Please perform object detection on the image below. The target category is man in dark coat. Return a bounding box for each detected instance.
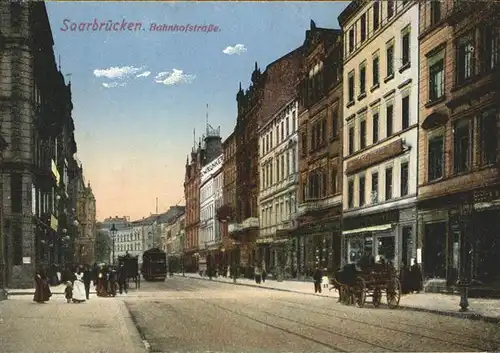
[82,265,92,300]
[313,267,323,293]
[118,263,128,294]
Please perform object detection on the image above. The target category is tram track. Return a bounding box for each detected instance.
[271,297,500,351]
[199,299,396,352]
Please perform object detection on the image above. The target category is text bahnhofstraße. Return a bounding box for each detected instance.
[60,19,221,33]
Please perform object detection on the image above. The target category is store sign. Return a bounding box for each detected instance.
[50,214,58,231]
[200,154,224,182]
[51,159,60,186]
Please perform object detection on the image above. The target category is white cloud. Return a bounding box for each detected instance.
[222,44,247,55]
[102,82,126,88]
[93,66,143,79]
[136,71,151,78]
[154,69,195,85]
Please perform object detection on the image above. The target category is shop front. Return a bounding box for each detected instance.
[294,218,341,279]
[342,207,417,271]
[418,185,500,289]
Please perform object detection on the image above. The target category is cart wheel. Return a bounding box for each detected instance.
[387,277,401,309]
[355,277,366,308]
[372,288,382,308]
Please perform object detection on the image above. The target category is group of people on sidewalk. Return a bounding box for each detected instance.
[33,262,130,304]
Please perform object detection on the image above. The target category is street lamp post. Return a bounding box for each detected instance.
[110,224,117,265]
[458,202,473,312]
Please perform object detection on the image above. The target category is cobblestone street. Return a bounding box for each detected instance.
[124,277,500,353]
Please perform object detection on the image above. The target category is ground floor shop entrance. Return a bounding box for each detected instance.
[342,206,417,271]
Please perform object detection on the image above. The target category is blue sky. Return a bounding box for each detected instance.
[46,1,349,221]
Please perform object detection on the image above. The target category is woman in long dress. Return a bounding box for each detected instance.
[72,267,86,303]
[33,268,51,303]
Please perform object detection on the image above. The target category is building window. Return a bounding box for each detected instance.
[387,0,394,18]
[400,162,409,196]
[484,27,500,71]
[292,148,297,172]
[457,34,475,84]
[331,108,338,137]
[286,117,289,136]
[386,43,394,77]
[348,125,355,155]
[359,174,366,206]
[359,63,366,95]
[373,112,379,143]
[401,27,411,66]
[480,108,498,165]
[11,173,22,213]
[360,13,367,42]
[276,158,280,181]
[430,0,441,25]
[372,55,380,86]
[428,133,444,181]
[301,132,307,156]
[453,119,473,174]
[373,1,380,32]
[348,71,355,103]
[386,104,394,137]
[331,169,338,194]
[349,27,355,53]
[348,179,354,208]
[360,119,367,149]
[281,121,284,141]
[429,54,445,101]
[371,172,378,204]
[281,155,285,179]
[385,167,393,200]
[10,3,22,28]
[402,95,410,130]
[321,171,327,197]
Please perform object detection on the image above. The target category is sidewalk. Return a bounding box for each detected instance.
[6,283,97,296]
[0,294,147,353]
[177,273,500,323]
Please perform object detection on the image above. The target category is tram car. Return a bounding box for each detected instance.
[141,248,167,281]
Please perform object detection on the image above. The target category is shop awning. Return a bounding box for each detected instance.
[342,224,393,235]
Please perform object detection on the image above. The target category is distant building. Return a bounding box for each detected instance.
[199,153,223,272]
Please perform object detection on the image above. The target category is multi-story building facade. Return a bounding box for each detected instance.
[339,0,419,270]
[296,22,344,277]
[114,225,141,261]
[0,2,80,287]
[184,142,202,272]
[258,99,299,274]
[199,153,223,271]
[417,1,500,289]
[184,128,221,272]
[74,181,96,265]
[217,131,237,270]
[229,67,264,277]
[165,213,185,273]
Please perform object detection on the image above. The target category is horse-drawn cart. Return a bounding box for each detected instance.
[118,253,140,289]
[332,263,401,309]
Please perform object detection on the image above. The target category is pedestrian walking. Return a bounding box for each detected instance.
[254,265,262,284]
[313,267,322,293]
[33,268,51,303]
[65,281,73,303]
[118,263,128,294]
[83,265,92,300]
